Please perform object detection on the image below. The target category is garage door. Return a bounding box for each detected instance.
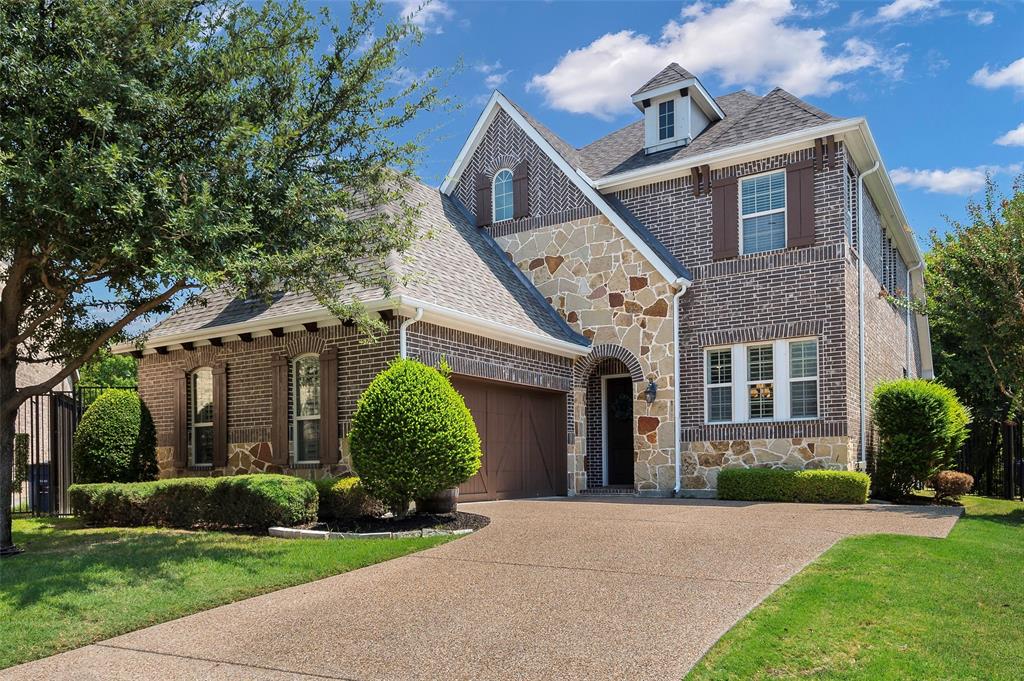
[453,376,568,502]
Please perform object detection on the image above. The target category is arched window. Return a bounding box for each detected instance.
[189,367,214,466]
[492,169,513,222]
[292,354,321,463]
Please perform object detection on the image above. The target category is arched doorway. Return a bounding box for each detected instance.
[584,357,636,489]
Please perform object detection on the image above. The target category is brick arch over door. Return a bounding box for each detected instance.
[286,334,326,358]
[181,346,224,371]
[574,345,645,387]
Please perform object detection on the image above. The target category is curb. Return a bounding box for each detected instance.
[269,526,475,540]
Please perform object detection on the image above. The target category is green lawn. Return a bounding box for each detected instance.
[0,517,450,669]
[688,495,1024,680]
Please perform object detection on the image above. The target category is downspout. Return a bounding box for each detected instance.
[858,162,880,470]
[906,261,924,376]
[398,307,424,359]
[672,281,689,496]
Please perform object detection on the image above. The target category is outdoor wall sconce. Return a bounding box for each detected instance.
[644,380,658,404]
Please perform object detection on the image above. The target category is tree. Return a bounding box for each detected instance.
[0,0,447,554]
[925,175,1024,483]
[78,350,138,387]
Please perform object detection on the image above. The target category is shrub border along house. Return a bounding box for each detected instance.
[717,469,871,504]
[69,474,317,529]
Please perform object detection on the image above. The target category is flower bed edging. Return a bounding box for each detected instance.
[268,526,475,540]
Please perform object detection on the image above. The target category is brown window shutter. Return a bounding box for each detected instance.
[512,160,529,218]
[174,369,188,467]
[786,159,816,247]
[270,352,289,465]
[711,176,739,260]
[474,172,492,227]
[212,362,228,467]
[319,347,339,464]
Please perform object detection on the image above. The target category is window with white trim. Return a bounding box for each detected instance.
[747,345,774,420]
[706,348,732,423]
[492,169,513,223]
[189,367,214,466]
[704,338,820,424]
[658,100,675,140]
[292,355,320,464]
[789,339,818,419]
[740,171,786,254]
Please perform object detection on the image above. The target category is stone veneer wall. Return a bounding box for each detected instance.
[494,214,678,493]
[680,437,852,491]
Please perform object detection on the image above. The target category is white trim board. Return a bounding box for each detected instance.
[440,91,689,286]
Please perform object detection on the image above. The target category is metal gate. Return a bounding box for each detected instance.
[10,386,135,516]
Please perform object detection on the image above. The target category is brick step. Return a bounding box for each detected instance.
[579,486,636,496]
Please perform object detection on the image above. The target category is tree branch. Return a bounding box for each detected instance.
[5,281,193,414]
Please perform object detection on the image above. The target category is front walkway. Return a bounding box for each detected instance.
[2,498,960,681]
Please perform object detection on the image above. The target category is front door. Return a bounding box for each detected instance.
[605,376,634,486]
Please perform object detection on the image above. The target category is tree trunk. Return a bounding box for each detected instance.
[0,391,18,554]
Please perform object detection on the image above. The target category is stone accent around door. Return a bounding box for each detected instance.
[495,214,678,494]
[679,436,852,490]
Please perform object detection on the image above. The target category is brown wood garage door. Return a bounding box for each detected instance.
[453,376,567,502]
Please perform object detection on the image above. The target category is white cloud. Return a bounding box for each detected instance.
[484,71,511,89]
[527,0,903,120]
[474,61,502,74]
[971,57,1024,91]
[890,164,1022,194]
[875,0,941,21]
[995,123,1024,147]
[967,9,994,25]
[388,67,429,87]
[398,0,454,34]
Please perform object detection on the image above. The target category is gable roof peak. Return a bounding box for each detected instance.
[632,63,698,97]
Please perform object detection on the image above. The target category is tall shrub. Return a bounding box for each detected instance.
[72,390,158,483]
[350,359,481,513]
[871,379,970,499]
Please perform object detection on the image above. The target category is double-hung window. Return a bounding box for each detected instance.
[292,355,321,464]
[747,345,775,420]
[740,171,786,254]
[190,368,214,466]
[789,339,818,418]
[658,100,675,140]
[706,349,733,423]
[492,169,513,222]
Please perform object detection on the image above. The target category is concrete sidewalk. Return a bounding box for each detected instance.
[2,497,961,681]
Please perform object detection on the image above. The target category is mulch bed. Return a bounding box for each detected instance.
[316,511,490,534]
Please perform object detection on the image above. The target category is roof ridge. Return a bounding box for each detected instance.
[763,87,837,121]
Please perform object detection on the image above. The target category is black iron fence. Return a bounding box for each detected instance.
[10,385,137,516]
[959,420,1024,501]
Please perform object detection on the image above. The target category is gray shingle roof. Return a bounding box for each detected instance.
[146,180,588,348]
[577,88,840,179]
[631,63,698,97]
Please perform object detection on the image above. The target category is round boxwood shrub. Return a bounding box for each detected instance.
[314,476,383,522]
[73,390,158,484]
[350,359,481,513]
[871,379,970,500]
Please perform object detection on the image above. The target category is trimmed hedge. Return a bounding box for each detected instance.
[314,476,383,522]
[871,379,971,500]
[351,359,481,513]
[72,390,157,483]
[717,468,871,504]
[69,474,317,529]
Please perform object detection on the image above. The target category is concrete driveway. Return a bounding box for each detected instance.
[3,497,960,681]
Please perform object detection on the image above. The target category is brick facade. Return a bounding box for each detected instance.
[137,318,573,480]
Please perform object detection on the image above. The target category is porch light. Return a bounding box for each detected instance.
[644,380,658,404]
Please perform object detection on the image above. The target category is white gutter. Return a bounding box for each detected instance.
[399,307,424,359]
[672,281,689,496]
[906,261,925,376]
[858,161,880,470]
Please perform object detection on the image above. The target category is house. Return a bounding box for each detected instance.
[116,64,930,499]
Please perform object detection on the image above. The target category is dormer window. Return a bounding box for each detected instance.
[658,100,675,140]
[493,169,513,222]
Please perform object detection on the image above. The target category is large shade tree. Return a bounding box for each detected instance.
[925,176,1024,482]
[0,0,447,554]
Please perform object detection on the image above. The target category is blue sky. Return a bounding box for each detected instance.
[369,0,1024,248]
